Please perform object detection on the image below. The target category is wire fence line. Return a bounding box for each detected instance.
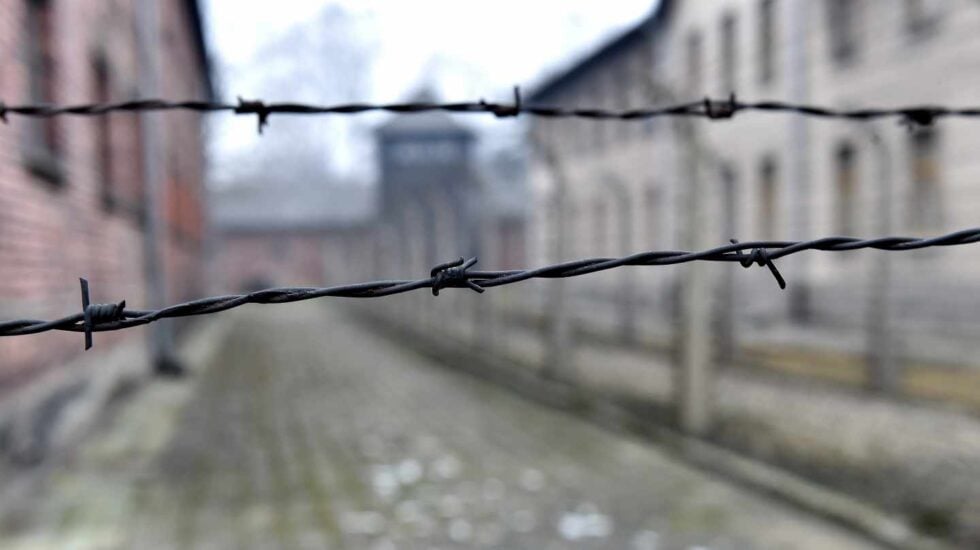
[2,91,979,133]
[1,228,977,350]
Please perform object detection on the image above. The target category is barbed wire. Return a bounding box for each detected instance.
[2,91,978,133]
[1,228,977,350]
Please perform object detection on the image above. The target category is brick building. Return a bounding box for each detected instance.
[0,0,212,389]
[211,180,374,293]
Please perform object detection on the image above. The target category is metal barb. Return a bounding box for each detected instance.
[480,86,522,119]
[430,257,484,296]
[235,97,271,134]
[79,278,127,350]
[703,93,738,119]
[729,239,787,290]
[900,108,937,132]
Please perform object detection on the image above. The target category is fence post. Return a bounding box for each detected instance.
[137,0,180,375]
[611,181,637,345]
[676,119,714,436]
[537,141,575,380]
[864,126,899,393]
[715,165,738,364]
[473,202,495,353]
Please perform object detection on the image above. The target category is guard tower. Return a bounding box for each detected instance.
[375,88,479,263]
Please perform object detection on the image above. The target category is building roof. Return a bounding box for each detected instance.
[211,180,375,233]
[185,0,215,100]
[376,87,473,137]
[528,1,671,102]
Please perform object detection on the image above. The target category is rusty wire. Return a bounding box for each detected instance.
[1,228,977,350]
[1,92,978,133]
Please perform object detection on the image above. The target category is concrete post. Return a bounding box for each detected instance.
[715,165,738,364]
[473,197,495,354]
[608,179,637,345]
[787,0,812,322]
[639,59,719,435]
[537,141,574,381]
[863,126,899,394]
[676,119,714,435]
[137,0,180,375]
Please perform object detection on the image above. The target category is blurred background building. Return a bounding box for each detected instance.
[526,0,980,378]
[211,180,373,291]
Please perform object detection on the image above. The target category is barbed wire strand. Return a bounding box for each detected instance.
[1,228,977,350]
[2,92,979,133]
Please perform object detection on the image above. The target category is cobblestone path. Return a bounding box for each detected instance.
[0,304,883,549]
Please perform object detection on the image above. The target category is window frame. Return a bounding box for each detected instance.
[22,0,65,185]
[758,0,777,86]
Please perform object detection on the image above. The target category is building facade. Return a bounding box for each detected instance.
[375,89,481,272]
[0,0,211,389]
[211,181,374,292]
[527,0,980,337]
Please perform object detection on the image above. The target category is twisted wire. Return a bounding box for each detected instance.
[2,94,979,129]
[1,228,976,348]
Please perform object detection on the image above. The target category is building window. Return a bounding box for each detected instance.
[93,57,114,210]
[758,0,777,85]
[636,52,657,136]
[594,199,608,254]
[905,0,941,37]
[909,128,941,232]
[834,143,857,235]
[685,30,703,95]
[618,62,633,142]
[23,0,63,182]
[759,155,778,238]
[721,165,738,238]
[126,105,146,222]
[720,12,738,94]
[827,0,859,65]
[644,186,660,247]
[591,83,604,151]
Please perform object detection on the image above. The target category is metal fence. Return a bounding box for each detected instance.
[2,94,980,350]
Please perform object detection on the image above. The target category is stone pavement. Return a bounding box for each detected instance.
[0,304,883,549]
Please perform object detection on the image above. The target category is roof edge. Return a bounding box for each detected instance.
[528,0,672,102]
[185,0,215,100]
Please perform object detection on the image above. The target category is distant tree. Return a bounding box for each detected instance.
[219,5,375,186]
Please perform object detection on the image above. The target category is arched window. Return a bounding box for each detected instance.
[644,186,661,248]
[719,12,738,94]
[24,0,63,182]
[909,128,941,231]
[759,155,779,239]
[593,198,608,254]
[835,142,857,235]
[758,0,777,85]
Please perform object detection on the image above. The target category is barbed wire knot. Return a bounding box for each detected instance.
[730,240,786,290]
[235,97,271,134]
[79,278,126,350]
[482,86,522,119]
[430,257,484,296]
[0,101,7,124]
[900,108,937,131]
[703,93,738,120]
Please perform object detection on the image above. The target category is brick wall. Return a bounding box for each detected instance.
[0,0,210,390]
[214,231,329,293]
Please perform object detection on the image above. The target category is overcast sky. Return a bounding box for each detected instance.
[204,0,656,181]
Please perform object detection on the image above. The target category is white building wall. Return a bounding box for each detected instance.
[528,0,980,331]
